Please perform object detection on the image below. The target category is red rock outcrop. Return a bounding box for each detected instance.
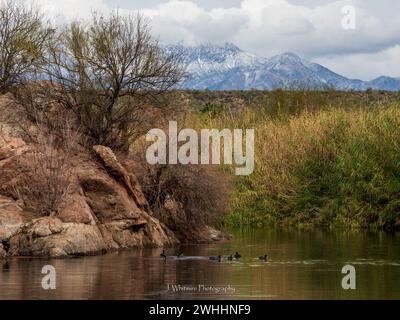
[0,92,229,259]
[0,126,179,258]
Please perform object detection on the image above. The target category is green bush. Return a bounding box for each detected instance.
[202,102,400,230]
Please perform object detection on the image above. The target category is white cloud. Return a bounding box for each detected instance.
[25,0,109,23]
[21,0,400,79]
[142,1,248,44]
[314,45,400,80]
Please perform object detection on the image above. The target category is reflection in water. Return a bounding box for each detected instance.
[0,228,400,300]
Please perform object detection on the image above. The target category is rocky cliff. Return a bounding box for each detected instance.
[0,95,226,259]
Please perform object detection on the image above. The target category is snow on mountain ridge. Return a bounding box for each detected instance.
[164,43,400,91]
[164,43,266,77]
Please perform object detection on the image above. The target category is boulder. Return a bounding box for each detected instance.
[0,196,26,241]
[0,133,180,257]
[57,184,95,225]
[77,170,143,222]
[93,145,148,208]
[10,217,107,257]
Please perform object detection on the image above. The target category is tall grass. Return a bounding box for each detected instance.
[201,101,400,230]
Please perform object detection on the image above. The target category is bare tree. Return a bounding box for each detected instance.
[0,0,53,94]
[44,12,184,150]
[14,109,81,216]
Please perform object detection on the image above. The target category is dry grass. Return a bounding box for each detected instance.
[201,100,400,230]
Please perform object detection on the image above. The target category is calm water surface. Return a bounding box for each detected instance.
[1,228,400,300]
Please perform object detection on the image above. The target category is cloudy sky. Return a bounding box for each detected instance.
[23,0,400,80]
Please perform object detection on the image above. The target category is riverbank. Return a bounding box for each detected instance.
[0,93,228,259]
[196,90,400,230]
[2,88,400,259]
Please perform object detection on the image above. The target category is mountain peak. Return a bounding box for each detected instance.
[281,52,302,59]
[372,75,400,81]
[270,52,304,64]
[165,42,264,77]
[165,43,400,91]
[213,42,241,52]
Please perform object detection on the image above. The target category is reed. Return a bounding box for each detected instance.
[200,95,400,230]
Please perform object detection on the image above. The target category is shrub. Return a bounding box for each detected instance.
[42,13,183,150]
[0,1,52,93]
[130,146,231,228]
[14,110,81,216]
[202,103,400,230]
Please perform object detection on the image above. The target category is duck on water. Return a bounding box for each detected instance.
[160,251,267,262]
[259,255,268,261]
[209,255,222,262]
[160,250,167,260]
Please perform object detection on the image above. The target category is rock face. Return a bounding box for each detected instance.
[10,217,107,257]
[0,196,26,241]
[0,92,230,259]
[0,127,180,258]
[92,145,148,209]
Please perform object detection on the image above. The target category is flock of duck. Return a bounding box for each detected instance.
[160,250,268,262]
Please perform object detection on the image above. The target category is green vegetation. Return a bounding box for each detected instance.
[198,90,400,230]
[2,1,400,232]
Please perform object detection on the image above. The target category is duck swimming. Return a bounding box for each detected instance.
[209,255,222,262]
[160,250,167,259]
[234,252,241,259]
[259,254,268,261]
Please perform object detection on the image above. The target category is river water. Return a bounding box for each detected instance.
[1,228,399,300]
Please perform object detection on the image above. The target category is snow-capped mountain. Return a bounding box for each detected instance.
[164,43,266,76]
[165,43,400,91]
[368,76,400,91]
